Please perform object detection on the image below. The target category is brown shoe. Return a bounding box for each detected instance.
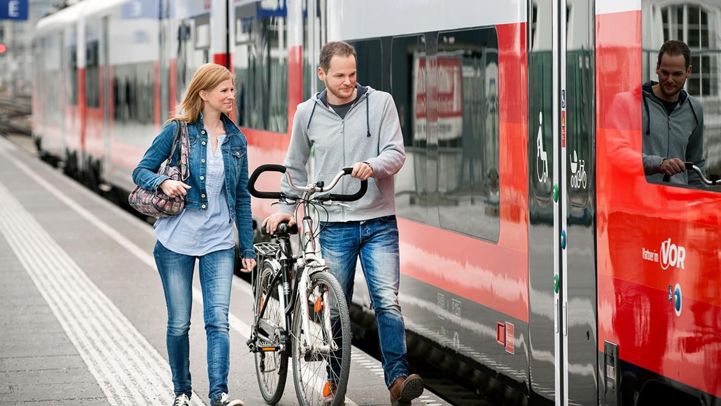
[389,374,424,405]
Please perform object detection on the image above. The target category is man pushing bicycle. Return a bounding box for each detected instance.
[263,41,424,406]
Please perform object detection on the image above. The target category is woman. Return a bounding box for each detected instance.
[132,63,255,406]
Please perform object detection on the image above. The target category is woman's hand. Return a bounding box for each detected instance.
[262,212,295,235]
[159,179,191,198]
[240,258,256,273]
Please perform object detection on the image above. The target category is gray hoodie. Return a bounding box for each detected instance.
[642,81,704,185]
[280,85,406,222]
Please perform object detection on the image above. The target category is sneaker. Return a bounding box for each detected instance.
[172,394,191,406]
[389,374,424,406]
[211,393,244,406]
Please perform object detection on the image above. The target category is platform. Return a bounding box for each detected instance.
[0,135,449,406]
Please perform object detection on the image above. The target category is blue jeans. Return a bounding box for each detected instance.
[319,215,409,388]
[153,242,235,401]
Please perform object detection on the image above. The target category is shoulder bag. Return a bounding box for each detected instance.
[128,120,189,218]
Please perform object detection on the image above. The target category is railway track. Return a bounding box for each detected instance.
[0,94,32,136]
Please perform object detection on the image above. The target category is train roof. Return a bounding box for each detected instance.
[35,0,134,35]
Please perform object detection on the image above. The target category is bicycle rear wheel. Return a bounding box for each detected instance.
[253,259,289,404]
[291,270,351,406]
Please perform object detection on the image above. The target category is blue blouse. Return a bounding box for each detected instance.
[154,134,234,256]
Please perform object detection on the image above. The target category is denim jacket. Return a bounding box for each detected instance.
[131,113,255,259]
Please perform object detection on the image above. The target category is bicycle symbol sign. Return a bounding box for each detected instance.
[569,150,587,190]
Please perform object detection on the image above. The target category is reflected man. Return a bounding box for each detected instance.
[642,40,704,185]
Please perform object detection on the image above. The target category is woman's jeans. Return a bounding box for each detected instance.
[319,215,409,388]
[153,242,235,400]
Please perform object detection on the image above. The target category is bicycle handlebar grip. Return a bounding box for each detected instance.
[328,179,368,202]
[342,167,353,175]
[277,222,299,235]
[248,164,286,199]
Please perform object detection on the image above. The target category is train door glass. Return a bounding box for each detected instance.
[234,2,288,132]
[641,0,721,190]
[390,34,432,226]
[435,28,500,242]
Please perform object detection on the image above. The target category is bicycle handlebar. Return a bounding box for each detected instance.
[248,164,368,202]
[662,162,721,186]
[248,164,286,200]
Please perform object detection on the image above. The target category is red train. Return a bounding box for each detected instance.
[32,0,721,404]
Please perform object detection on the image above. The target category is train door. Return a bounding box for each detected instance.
[101,15,111,187]
[528,0,597,404]
[563,0,596,404]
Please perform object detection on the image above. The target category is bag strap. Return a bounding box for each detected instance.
[178,121,190,181]
[165,120,190,181]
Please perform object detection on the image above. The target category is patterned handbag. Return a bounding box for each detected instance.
[128,120,190,218]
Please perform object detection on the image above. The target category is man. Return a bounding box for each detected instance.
[642,39,704,185]
[263,41,424,405]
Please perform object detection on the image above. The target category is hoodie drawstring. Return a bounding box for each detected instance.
[307,100,318,131]
[366,95,371,137]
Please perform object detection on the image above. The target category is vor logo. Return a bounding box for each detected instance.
[660,238,685,270]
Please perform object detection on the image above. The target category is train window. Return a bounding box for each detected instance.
[302,0,327,100]
[85,40,100,108]
[435,28,500,242]
[352,38,384,91]
[642,0,721,189]
[176,14,211,105]
[112,63,155,124]
[68,45,77,106]
[234,2,288,133]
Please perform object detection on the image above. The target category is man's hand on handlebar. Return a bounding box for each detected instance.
[659,158,686,176]
[262,212,296,235]
[351,161,373,181]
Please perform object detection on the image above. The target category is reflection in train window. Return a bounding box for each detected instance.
[435,29,500,242]
[378,28,500,241]
[113,63,155,124]
[642,0,721,188]
[389,34,428,226]
[234,3,288,133]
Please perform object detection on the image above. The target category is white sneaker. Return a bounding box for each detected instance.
[211,393,244,406]
[172,394,191,406]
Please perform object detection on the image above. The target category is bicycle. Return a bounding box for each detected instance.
[246,164,368,406]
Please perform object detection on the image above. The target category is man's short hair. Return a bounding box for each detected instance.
[319,41,357,72]
[657,40,691,69]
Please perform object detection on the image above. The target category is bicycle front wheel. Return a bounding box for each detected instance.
[253,259,289,404]
[291,270,351,406]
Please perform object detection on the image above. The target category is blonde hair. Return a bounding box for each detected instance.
[169,63,234,123]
